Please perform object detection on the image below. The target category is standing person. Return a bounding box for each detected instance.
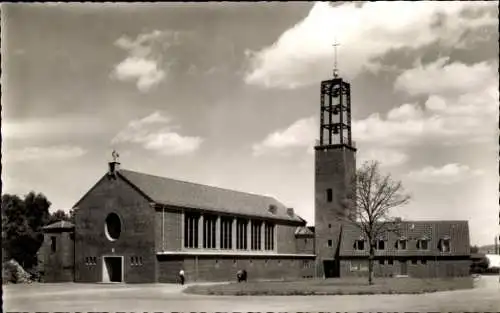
[179,269,185,285]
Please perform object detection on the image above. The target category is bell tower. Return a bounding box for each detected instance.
[314,41,356,278]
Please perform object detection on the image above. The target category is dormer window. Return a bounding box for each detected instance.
[395,238,407,250]
[376,239,385,250]
[268,205,277,214]
[416,238,429,250]
[438,238,451,252]
[353,239,365,250]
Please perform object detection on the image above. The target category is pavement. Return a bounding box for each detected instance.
[3,275,499,312]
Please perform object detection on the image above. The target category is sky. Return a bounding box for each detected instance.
[2,2,498,246]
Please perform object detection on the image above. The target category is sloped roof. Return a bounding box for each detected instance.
[118,169,305,223]
[295,226,315,236]
[339,220,470,257]
[485,254,500,268]
[43,220,74,230]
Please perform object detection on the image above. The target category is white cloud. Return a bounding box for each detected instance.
[112,57,165,92]
[244,1,496,89]
[353,60,498,147]
[5,146,87,163]
[407,163,483,184]
[2,116,106,139]
[358,149,409,167]
[112,111,203,156]
[394,57,497,96]
[252,117,316,156]
[111,30,181,92]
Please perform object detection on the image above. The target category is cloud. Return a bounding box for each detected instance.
[244,2,496,89]
[407,163,483,184]
[5,146,87,163]
[112,57,166,92]
[394,57,497,96]
[112,111,203,156]
[252,117,316,156]
[358,149,409,167]
[111,30,181,92]
[2,116,106,140]
[353,60,498,147]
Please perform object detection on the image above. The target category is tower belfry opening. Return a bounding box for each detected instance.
[316,39,355,151]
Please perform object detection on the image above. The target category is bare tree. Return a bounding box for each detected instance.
[339,161,411,285]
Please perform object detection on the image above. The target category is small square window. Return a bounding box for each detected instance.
[388,259,394,265]
[379,259,384,265]
[328,239,333,247]
[328,224,332,228]
[411,259,418,265]
[51,236,57,253]
[421,259,427,265]
[326,189,333,202]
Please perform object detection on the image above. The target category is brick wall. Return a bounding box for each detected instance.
[340,258,471,278]
[277,224,300,254]
[314,147,356,276]
[157,255,315,283]
[155,207,183,252]
[296,236,315,255]
[74,173,156,283]
[40,231,74,282]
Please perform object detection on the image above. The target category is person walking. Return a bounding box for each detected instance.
[179,269,185,285]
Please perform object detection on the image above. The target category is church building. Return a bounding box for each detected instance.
[40,61,471,283]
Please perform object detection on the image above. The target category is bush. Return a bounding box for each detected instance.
[2,259,32,284]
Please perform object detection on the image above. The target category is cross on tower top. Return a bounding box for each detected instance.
[332,38,340,78]
[111,150,120,162]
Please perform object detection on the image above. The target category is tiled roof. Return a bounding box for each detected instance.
[339,220,470,257]
[295,226,315,236]
[43,220,74,230]
[118,169,305,223]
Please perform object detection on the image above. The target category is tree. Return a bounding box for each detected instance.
[1,192,51,269]
[339,161,411,285]
[470,245,479,254]
[48,209,74,225]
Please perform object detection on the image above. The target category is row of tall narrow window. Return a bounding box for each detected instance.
[184,213,275,251]
[351,238,451,252]
[85,257,97,265]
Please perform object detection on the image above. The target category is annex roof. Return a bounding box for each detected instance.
[295,226,315,236]
[118,169,305,223]
[43,220,74,230]
[339,220,470,257]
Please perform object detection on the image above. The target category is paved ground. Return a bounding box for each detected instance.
[3,276,499,312]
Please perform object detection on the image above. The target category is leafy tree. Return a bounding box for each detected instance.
[339,161,411,285]
[1,192,51,269]
[48,209,74,224]
[470,245,479,254]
